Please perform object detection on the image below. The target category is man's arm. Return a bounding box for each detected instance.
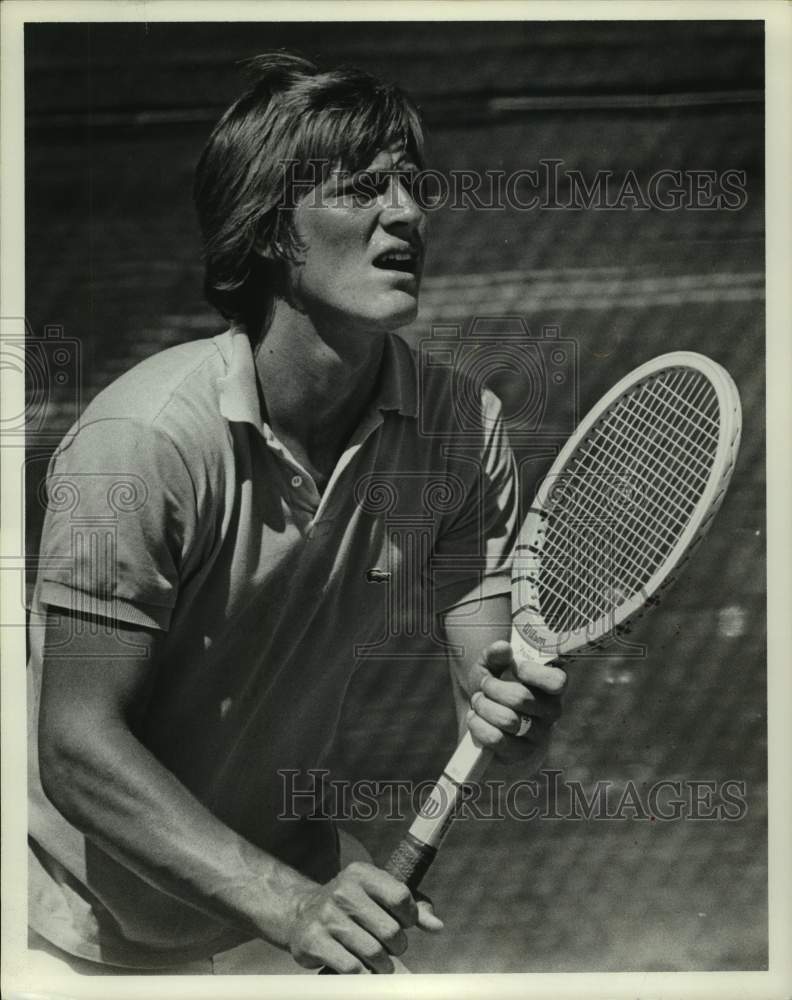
[432,390,564,761]
[442,594,566,766]
[38,609,440,974]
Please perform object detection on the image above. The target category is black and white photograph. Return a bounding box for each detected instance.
[1,3,790,997]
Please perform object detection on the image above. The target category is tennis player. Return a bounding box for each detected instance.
[27,53,566,975]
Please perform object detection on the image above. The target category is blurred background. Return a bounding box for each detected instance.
[25,19,765,973]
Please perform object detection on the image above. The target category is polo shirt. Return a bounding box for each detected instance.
[27,328,518,967]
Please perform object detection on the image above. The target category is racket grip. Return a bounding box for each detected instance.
[384,831,437,892]
[317,834,437,975]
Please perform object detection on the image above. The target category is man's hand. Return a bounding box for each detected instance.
[288,862,443,973]
[465,639,566,766]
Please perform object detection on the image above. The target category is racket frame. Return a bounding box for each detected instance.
[513,351,742,657]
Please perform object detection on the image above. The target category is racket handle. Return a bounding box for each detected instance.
[317,833,436,975]
[318,733,493,973]
[383,831,437,891]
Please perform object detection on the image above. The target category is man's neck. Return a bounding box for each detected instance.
[251,300,387,477]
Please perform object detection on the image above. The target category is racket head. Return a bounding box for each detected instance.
[511,352,742,658]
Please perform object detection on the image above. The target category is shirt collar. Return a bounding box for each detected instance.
[375,331,418,419]
[217,329,264,432]
[216,327,418,432]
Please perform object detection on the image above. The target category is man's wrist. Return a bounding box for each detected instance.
[213,839,318,949]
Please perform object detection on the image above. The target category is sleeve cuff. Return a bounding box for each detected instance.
[433,571,512,614]
[38,581,173,632]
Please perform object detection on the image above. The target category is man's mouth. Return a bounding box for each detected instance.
[372,249,420,275]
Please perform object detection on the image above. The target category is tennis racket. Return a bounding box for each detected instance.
[321,350,741,973]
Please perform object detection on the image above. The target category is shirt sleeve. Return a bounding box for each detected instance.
[36,418,199,631]
[431,388,519,614]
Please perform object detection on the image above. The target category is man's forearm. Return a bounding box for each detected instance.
[40,716,315,949]
[442,592,512,734]
[441,592,566,768]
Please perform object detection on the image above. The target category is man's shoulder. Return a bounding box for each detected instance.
[84,334,228,426]
[53,332,236,480]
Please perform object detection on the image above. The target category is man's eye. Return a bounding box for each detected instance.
[347,171,389,202]
[339,169,436,208]
[334,172,384,204]
[393,170,428,206]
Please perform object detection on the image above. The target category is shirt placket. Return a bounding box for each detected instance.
[261,410,386,527]
[260,424,322,517]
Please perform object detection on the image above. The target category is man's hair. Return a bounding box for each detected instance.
[194,51,425,331]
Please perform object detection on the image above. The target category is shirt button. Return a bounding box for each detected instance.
[291,475,303,488]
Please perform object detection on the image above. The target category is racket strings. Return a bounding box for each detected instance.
[652,377,720,432]
[584,372,715,565]
[539,370,718,628]
[616,385,717,482]
[537,368,720,634]
[541,440,679,582]
[538,373,710,619]
[556,370,718,610]
[564,402,706,543]
[614,392,716,479]
[596,407,708,527]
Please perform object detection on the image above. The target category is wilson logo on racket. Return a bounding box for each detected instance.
[418,790,445,819]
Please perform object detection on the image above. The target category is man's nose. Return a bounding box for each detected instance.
[381,175,424,231]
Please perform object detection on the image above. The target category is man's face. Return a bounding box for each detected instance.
[285,144,427,335]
